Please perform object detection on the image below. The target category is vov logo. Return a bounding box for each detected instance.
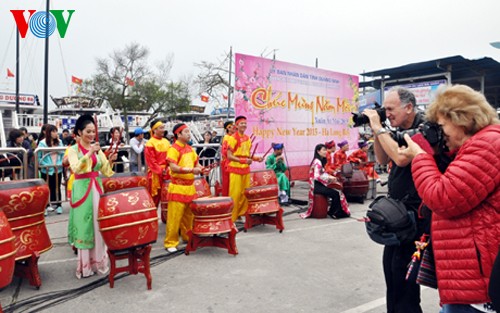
[11,10,75,38]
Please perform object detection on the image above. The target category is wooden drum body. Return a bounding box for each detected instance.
[190,197,234,235]
[343,169,369,201]
[0,210,16,289]
[98,187,158,251]
[245,185,280,214]
[101,172,149,193]
[249,169,278,187]
[0,179,52,260]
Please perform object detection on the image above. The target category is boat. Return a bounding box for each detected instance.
[0,92,121,147]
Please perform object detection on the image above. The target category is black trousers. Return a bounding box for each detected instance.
[313,181,342,216]
[490,252,500,310]
[383,243,422,313]
[40,172,62,207]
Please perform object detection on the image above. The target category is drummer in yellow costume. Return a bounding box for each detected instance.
[144,119,170,207]
[226,116,263,222]
[164,123,203,253]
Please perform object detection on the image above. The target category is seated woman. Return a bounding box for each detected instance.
[347,141,379,181]
[300,144,350,219]
[265,143,290,205]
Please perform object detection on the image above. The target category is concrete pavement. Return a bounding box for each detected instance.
[0,176,440,312]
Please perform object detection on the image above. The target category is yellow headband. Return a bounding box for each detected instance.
[151,121,163,132]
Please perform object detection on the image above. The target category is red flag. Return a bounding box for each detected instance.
[201,95,209,103]
[71,75,83,85]
[7,68,14,78]
[125,77,135,86]
[222,94,228,100]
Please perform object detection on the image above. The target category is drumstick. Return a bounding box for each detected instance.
[261,146,273,159]
[93,114,99,143]
[251,142,259,159]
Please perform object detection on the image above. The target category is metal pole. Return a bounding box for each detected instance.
[227,46,232,119]
[315,57,318,68]
[43,0,50,124]
[15,27,20,114]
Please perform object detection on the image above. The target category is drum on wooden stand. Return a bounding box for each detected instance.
[98,186,158,290]
[243,170,284,232]
[0,210,16,291]
[101,172,149,193]
[342,164,369,203]
[0,179,51,289]
[185,196,237,255]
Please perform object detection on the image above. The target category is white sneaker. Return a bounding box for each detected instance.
[47,206,55,212]
[166,247,178,253]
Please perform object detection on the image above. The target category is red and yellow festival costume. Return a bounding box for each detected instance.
[347,149,379,180]
[334,150,348,170]
[144,124,170,207]
[325,152,338,175]
[164,140,199,249]
[227,132,254,222]
[221,133,232,196]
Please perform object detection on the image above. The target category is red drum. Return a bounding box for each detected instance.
[160,177,211,224]
[341,163,353,178]
[245,185,280,214]
[343,169,369,201]
[249,169,278,187]
[244,184,279,201]
[101,172,149,193]
[190,197,234,235]
[0,179,52,260]
[0,210,16,289]
[98,187,158,251]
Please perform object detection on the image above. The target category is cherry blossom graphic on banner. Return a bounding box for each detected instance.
[234,53,359,169]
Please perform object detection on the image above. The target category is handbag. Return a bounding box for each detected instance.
[406,234,438,289]
[364,195,417,246]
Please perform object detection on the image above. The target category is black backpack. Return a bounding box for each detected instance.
[365,196,417,246]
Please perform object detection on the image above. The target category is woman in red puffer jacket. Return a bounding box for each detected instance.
[399,84,500,313]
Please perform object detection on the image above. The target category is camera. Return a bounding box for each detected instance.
[352,102,386,127]
[393,121,443,148]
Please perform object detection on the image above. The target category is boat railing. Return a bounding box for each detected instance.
[0,147,28,180]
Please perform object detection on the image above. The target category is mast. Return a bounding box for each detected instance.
[227,46,232,119]
[43,0,50,124]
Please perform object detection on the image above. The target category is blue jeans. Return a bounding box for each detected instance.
[130,163,138,172]
[440,304,483,313]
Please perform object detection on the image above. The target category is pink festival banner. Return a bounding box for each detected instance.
[234,53,359,170]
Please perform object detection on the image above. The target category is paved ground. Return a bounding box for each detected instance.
[0,175,440,313]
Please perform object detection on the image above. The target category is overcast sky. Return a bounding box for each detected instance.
[1,0,499,107]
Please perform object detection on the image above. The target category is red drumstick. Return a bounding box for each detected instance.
[261,145,273,160]
[93,114,99,142]
[251,142,259,159]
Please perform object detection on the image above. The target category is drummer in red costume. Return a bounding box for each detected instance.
[347,141,379,181]
[324,140,337,175]
[164,123,203,253]
[221,120,235,196]
[144,119,170,207]
[333,140,349,169]
[226,116,263,222]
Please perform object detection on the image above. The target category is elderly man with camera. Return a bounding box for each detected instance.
[363,87,426,313]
